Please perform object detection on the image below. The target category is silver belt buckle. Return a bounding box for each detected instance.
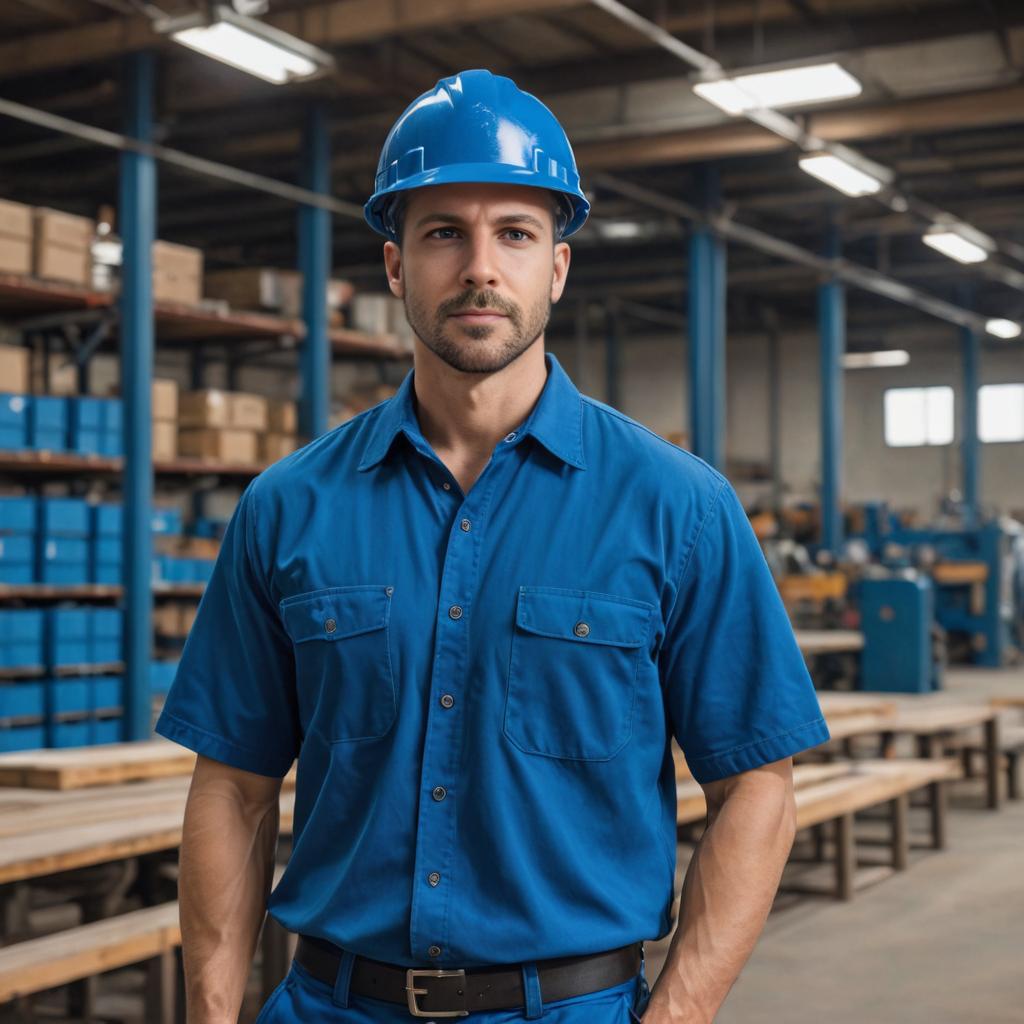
[406,967,469,1017]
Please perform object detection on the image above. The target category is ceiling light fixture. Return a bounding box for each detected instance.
[694,62,862,116]
[155,5,334,84]
[842,350,910,369]
[985,318,1022,339]
[922,224,992,264]
[798,153,884,197]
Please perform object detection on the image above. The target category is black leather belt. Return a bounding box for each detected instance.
[293,934,643,1017]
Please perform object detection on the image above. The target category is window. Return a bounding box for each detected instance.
[979,384,1024,443]
[884,386,954,447]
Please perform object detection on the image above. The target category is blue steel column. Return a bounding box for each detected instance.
[687,165,726,469]
[818,226,845,555]
[960,324,980,525]
[298,101,331,440]
[119,51,156,741]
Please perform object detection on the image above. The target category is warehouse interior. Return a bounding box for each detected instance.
[0,0,1022,1021]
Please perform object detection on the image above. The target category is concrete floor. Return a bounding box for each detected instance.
[644,665,1024,1024]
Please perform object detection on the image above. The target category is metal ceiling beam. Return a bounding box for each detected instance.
[592,172,992,334]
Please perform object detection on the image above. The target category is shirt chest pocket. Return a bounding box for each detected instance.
[503,586,654,761]
[279,585,397,744]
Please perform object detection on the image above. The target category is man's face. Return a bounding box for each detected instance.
[382,182,571,375]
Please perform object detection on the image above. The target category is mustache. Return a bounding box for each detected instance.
[438,288,521,323]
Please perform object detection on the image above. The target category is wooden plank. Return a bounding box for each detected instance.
[0,791,294,884]
[0,739,297,790]
[795,629,865,654]
[815,693,899,719]
[0,902,180,1002]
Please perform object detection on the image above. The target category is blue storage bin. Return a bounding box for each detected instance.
[0,495,36,532]
[0,565,34,584]
[95,564,121,584]
[38,498,90,537]
[150,659,178,693]
[69,397,103,432]
[30,429,66,452]
[93,717,122,744]
[92,503,122,538]
[94,538,121,564]
[0,682,45,719]
[47,608,90,665]
[0,394,29,436]
[0,535,33,563]
[0,724,46,751]
[31,396,67,432]
[39,537,91,584]
[151,507,183,535]
[41,563,90,585]
[0,607,44,668]
[92,676,121,708]
[69,431,102,456]
[92,608,122,639]
[103,398,123,432]
[53,720,91,747]
[0,426,26,449]
[100,432,123,457]
[52,678,90,714]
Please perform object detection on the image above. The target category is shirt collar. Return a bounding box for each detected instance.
[357,350,586,472]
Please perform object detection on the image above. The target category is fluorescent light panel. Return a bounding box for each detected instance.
[694,62,861,115]
[922,230,988,264]
[171,22,317,83]
[798,153,883,197]
[843,350,910,369]
[985,318,1022,339]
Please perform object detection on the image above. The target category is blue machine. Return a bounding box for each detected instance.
[852,501,1024,668]
[858,575,941,693]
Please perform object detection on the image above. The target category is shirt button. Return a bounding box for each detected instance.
[448,604,463,620]
[440,693,454,709]
[504,431,517,442]
[460,518,471,532]
[324,618,337,634]
[428,872,441,886]
[574,621,590,637]
[432,785,447,801]
[428,945,442,957]
[442,482,451,490]
[385,586,393,596]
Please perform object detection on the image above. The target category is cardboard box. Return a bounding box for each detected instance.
[152,420,177,461]
[178,389,230,429]
[152,240,203,305]
[35,243,90,286]
[34,207,92,250]
[204,267,354,316]
[0,237,31,275]
[29,352,78,396]
[0,345,29,395]
[229,392,267,431]
[266,398,297,434]
[178,427,257,463]
[152,378,178,421]
[259,433,297,463]
[0,199,32,239]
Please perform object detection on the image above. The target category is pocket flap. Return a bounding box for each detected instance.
[280,585,392,643]
[515,586,652,648]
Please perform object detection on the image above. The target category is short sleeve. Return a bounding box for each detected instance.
[153,479,301,777]
[659,478,831,784]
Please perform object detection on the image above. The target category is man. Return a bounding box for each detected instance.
[155,69,831,1024]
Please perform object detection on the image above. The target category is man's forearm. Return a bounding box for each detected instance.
[178,779,280,1024]
[642,781,797,1023]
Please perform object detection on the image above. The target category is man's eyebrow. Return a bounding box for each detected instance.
[413,212,547,231]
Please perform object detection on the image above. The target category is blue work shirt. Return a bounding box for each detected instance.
[154,349,830,969]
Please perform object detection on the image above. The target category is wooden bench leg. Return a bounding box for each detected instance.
[0,881,31,943]
[1008,751,1020,801]
[811,822,826,862]
[929,780,948,849]
[145,949,177,1024]
[961,746,974,779]
[890,793,909,870]
[834,813,855,901]
[985,717,1001,810]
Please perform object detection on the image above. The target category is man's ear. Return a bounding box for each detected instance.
[550,241,571,303]
[383,240,404,299]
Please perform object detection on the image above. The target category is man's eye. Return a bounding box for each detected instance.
[505,229,530,242]
[430,227,459,239]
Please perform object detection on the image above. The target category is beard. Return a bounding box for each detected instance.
[403,284,551,374]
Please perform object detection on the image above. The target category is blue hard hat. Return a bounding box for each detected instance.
[364,68,590,241]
